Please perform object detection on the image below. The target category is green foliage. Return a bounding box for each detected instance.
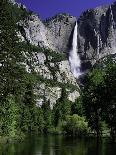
[71,98,83,116]
[53,88,71,128]
[0,0,27,99]
[42,100,52,132]
[0,0,42,138]
[33,107,45,133]
[36,74,78,91]
[102,60,116,141]
[3,0,116,142]
[18,42,67,62]
[44,50,67,62]
[4,0,32,23]
[0,95,19,137]
[82,59,116,140]
[101,121,110,137]
[63,114,88,136]
[82,69,104,137]
[88,69,105,86]
[0,0,26,138]
[0,0,80,141]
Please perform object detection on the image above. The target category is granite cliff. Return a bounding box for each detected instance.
[10,0,116,106]
[18,1,116,70]
[78,2,116,71]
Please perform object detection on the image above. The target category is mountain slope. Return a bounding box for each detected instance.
[7,1,80,107]
[8,0,116,106]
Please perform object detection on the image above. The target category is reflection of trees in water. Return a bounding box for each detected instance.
[85,139,102,155]
[59,137,88,155]
[1,136,116,155]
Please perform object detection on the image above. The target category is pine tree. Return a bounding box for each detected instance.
[42,100,52,133]
[53,88,71,127]
[19,81,36,132]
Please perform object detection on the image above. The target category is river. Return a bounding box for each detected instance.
[0,135,116,155]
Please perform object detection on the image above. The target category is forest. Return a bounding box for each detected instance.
[0,0,116,143]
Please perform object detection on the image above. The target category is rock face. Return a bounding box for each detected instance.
[44,14,76,53]
[9,0,16,4]
[18,1,116,71]
[17,11,79,107]
[25,47,79,108]
[16,1,116,106]
[19,13,76,53]
[77,2,116,72]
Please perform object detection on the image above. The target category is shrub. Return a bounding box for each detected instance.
[63,114,88,137]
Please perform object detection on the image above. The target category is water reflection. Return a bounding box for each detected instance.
[0,135,116,155]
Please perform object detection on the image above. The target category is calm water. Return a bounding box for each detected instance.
[0,135,116,155]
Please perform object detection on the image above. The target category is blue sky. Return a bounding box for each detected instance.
[17,0,115,19]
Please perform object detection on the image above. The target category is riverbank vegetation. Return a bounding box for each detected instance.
[82,59,116,141]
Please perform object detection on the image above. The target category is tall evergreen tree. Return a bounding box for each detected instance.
[82,69,105,139]
[42,100,52,133]
[53,88,71,127]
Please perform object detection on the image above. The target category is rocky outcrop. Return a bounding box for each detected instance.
[77,2,116,71]
[18,13,76,53]
[9,0,16,4]
[23,45,79,107]
[44,14,76,53]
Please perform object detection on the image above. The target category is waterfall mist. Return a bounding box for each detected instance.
[69,22,82,79]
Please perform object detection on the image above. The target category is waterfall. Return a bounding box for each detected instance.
[69,22,81,79]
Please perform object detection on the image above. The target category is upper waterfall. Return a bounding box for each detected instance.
[69,22,81,79]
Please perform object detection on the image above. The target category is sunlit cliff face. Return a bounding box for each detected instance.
[69,22,82,79]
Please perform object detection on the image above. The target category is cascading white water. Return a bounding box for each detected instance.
[69,22,81,79]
